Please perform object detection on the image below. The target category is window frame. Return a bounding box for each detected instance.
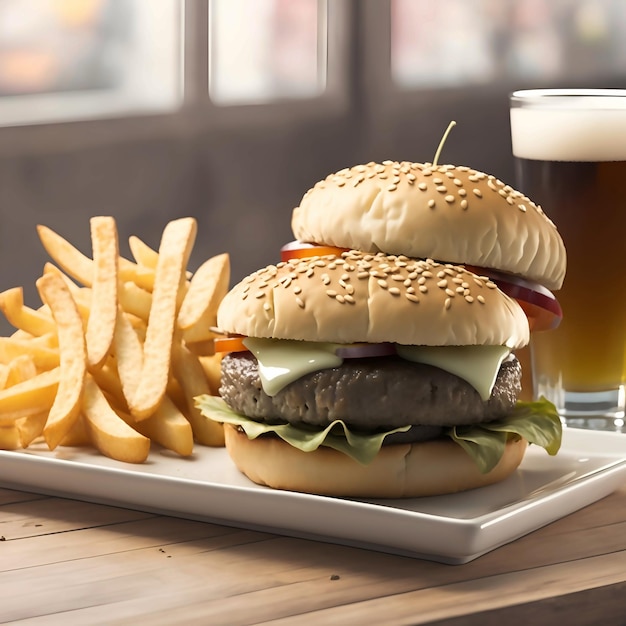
[0,0,353,158]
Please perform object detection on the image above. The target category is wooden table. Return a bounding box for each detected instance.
[2,484,626,624]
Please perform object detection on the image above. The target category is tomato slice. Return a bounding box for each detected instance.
[213,336,248,353]
[466,265,563,331]
[280,240,348,262]
[214,336,398,358]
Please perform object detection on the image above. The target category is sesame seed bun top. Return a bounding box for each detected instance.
[291,161,566,291]
[217,251,530,349]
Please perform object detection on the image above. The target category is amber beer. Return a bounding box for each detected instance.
[510,90,626,418]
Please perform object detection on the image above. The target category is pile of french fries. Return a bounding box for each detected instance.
[0,216,230,463]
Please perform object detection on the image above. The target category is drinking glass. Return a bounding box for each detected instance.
[510,89,626,427]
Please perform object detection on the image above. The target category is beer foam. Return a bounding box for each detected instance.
[511,103,626,162]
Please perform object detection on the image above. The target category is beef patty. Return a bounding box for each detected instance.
[219,352,522,434]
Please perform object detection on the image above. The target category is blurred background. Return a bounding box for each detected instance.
[1,0,625,333]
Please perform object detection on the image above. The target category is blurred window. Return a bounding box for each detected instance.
[0,0,181,125]
[209,0,326,104]
[391,0,626,88]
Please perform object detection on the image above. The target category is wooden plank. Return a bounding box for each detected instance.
[0,497,156,541]
[252,550,626,625]
[0,514,262,571]
[0,487,47,506]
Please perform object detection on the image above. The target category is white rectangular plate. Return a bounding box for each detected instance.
[1,427,625,564]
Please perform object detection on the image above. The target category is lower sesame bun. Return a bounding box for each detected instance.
[217,252,529,350]
[224,425,528,499]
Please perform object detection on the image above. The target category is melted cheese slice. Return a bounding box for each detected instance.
[243,338,511,401]
[395,344,511,401]
[243,338,342,397]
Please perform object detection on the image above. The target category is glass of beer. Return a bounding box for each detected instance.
[510,89,626,426]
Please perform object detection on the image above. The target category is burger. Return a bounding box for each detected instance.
[197,160,565,498]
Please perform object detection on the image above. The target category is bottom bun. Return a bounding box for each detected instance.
[224,425,528,498]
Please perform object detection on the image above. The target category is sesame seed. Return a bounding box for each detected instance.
[453,178,462,186]
[428,199,436,209]
[418,183,427,191]
[293,286,302,294]
[436,185,447,193]
[379,174,388,180]
[486,282,497,289]
[296,297,305,308]
[387,184,397,191]
[460,199,468,210]
[445,195,455,203]
[445,288,455,297]
[377,279,388,289]
[477,295,486,304]
[434,177,443,184]
[255,291,265,299]
[263,302,271,311]
[444,298,452,310]
[388,287,401,295]
[458,188,467,196]
[406,293,420,303]
[337,180,346,187]
[437,279,447,288]
[419,285,428,293]
[326,289,337,297]
[465,295,474,303]
[406,286,416,294]
[473,189,482,198]
[336,294,346,303]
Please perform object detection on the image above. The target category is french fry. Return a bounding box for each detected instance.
[82,376,149,463]
[0,368,60,424]
[0,287,56,337]
[38,225,155,292]
[36,273,87,449]
[129,235,159,269]
[0,216,232,463]
[16,412,48,447]
[5,354,37,387]
[198,353,223,396]
[129,218,197,420]
[59,413,91,447]
[119,396,193,457]
[86,216,119,369]
[172,343,224,446]
[0,336,59,370]
[119,281,152,321]
[178,253,230,344]
[0,425,21,450]
[113,309,143,406]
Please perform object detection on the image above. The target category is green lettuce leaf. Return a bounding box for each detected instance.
[195,395,411,465]
[449,397,562,473]
[195,395,562,473]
